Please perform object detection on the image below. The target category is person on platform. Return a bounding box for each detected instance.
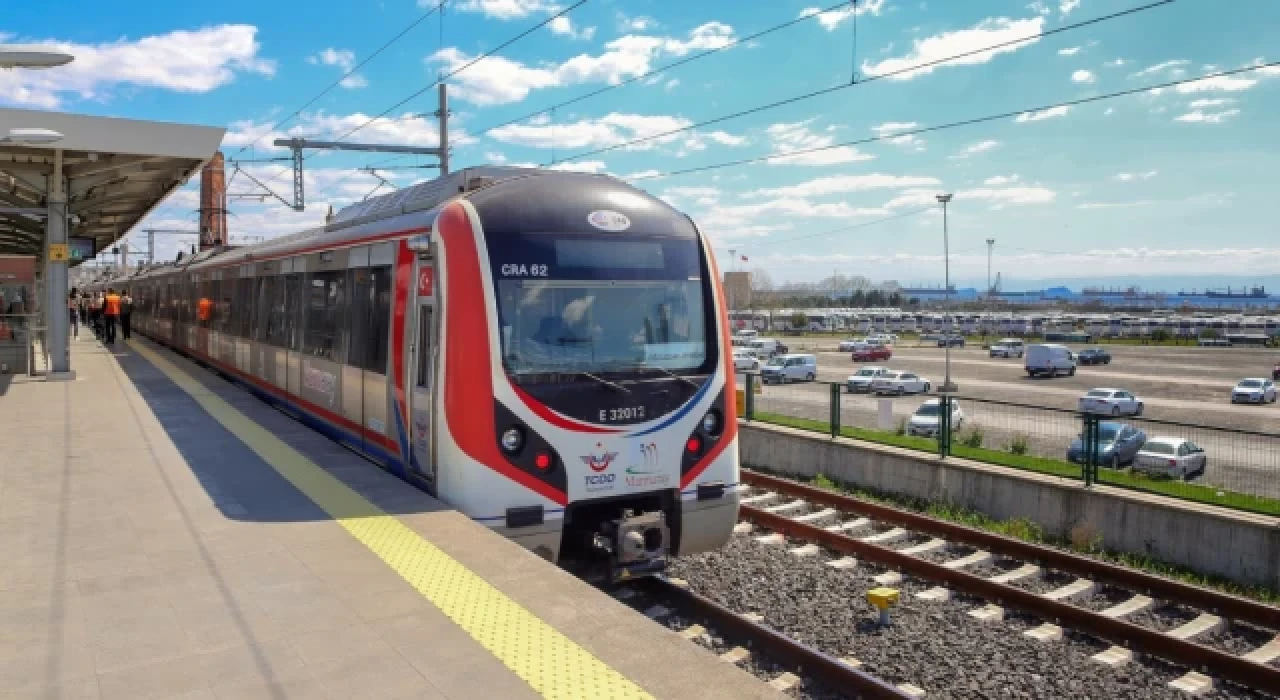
[103,287,121,345]
[120,290,134,341]
[89,292,103,338]
[67,288,80,339]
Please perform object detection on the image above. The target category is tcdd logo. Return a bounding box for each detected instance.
[580,443,618,473]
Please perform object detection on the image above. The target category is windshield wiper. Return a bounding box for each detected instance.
[640,365,700,389]
[573,371,631,394]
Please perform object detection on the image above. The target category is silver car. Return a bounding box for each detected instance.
[1132,437,1206,480]
[1231,378,1277,404]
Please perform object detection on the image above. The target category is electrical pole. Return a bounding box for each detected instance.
[986,238,995,300]
[937,194,956,393]
[438,82,450,175]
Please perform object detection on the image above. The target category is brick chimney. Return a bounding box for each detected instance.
[199,151,227,250]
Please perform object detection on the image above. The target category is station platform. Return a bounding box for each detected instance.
[0,335,780,700]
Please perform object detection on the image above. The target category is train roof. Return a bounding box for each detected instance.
[127,167,689,281]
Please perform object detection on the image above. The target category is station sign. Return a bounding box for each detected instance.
[48,244,70,261]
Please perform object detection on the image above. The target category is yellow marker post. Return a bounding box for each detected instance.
[866,587,900,626]
[128,339,652,700]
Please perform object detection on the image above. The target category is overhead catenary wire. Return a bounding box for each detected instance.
[626,60,1280,182]
[468,0,864,136]
[547,0,1175,166]
[230,0,447,157]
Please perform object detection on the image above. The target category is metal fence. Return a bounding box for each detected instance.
[740,374,1280,517]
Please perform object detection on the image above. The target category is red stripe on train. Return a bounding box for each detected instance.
[680,236,738,489]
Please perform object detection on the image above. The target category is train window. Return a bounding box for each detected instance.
[346,265,392,373]
[303,270,348,362]
[233,278,254,338]
[262,276,288,347]
[416,308,432,389]
[284,273,304,351]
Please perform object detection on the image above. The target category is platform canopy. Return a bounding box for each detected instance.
[0,107,225,263]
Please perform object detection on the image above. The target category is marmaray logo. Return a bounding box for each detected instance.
[580,443,619,473]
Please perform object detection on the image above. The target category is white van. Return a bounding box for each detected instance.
[990,338,1025,358]
[749,338,787,358]
[760,354,817,384]
[1025,344,1076,377]
[734,329,760,340]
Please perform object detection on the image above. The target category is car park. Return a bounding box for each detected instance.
[907,398,964,437]
[1076,347,1112,365]
[733,348,760,372]
[1025,344,1076,377]
[1078,388,1144,416]
[1066,421,1147,468]
[838,338,861,352]
[852,344,892,362]
[749,338,787,358]
[871,371,931,395]
[989,338,1024,358]
[1132,437,1206,480]
[937,335,965,347]
[846,366,890,393]
[760,354,817,384]
[1231,378,1277,404]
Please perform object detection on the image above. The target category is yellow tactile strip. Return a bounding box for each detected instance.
[129,340,652,700]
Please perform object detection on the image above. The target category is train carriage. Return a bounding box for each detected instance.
[119,167,740,579]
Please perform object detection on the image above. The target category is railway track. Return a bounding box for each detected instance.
[618,577,916,699]
[735,469,1280,697]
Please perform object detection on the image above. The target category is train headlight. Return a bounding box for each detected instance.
[500,427,524,454]
[701,410,721,436]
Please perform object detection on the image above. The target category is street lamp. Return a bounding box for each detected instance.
[937,193,957,393]
[0,49,75,69]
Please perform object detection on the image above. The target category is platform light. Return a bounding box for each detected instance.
[0,49,75,69]
[1,128,63,146]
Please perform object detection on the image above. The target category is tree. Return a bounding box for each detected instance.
[1200,328,1220,339]
[749,268,774,292]
[791,311,808,329]
[1149,328,1172,344]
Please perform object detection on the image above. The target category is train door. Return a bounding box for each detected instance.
[409,260,436,487]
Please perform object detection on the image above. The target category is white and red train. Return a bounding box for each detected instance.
[105,167,740,577]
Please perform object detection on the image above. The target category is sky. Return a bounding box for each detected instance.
[5,0,1280,288]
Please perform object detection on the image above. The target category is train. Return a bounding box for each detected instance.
[93,167,740,580]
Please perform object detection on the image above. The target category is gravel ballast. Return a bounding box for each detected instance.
[667,533,1272,699]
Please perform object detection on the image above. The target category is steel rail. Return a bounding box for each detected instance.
[742,469,1280,629]
[739,503,1280,694]
[638,577,912,699]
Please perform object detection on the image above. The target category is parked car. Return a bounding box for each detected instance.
[1066,421,1147,468]
[871,370,931,395]
[1077,348,1112,365]
[989,339,1024,358]
[749,338,788,358]
[1026,344,1076,377]
[1078,388,1144,416]
[760,354,817,384]
[937,335,965,347]
[1231,378,1277,404]
[1132,437,1206,480]
[852,344,892,362]
[733,348,760,372]
[846,366,890,393]
[837,338,862,352]
[907,398,964,437]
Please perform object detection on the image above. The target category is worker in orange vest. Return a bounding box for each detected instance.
[103,287,122,345]
[197,296,213,326]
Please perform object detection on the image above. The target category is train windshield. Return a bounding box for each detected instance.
[498,279,707,375]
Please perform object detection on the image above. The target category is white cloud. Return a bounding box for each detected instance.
[548,160,608,173]
[1027,1,1051,15]
[1112,170,1157,182]
[764,121,874,166]
[222,111,466,153]
[958,186,1056,205]
[1129,59,1189,79]
[617,14,658,32]
[1174,75,1257,94]
[0,25,274,108]
[1058,46,1081,56]
[1071,69,1095,84]
[1059,0,1081,16]
[487,112,743,157]
[1104,58,1126,67]
[665,78,680,91]
[871,121,926,151]
[950,139,1000,159]
[697,198,888,235]
[799,0,886,31]
[446,0,559,19]
[548,16,596,41]
[1014,105,1070,122]
[861,17,1045,81]
[1104,107,1115,115]
[1077,200,1155,209]
[748,174,943,199]
[485,151,508,164]
[983,174,1020,185]
[1173,108,1241,124]
[1188,97,1234,108]
[429,22,736,106]
[307,48,366,89]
